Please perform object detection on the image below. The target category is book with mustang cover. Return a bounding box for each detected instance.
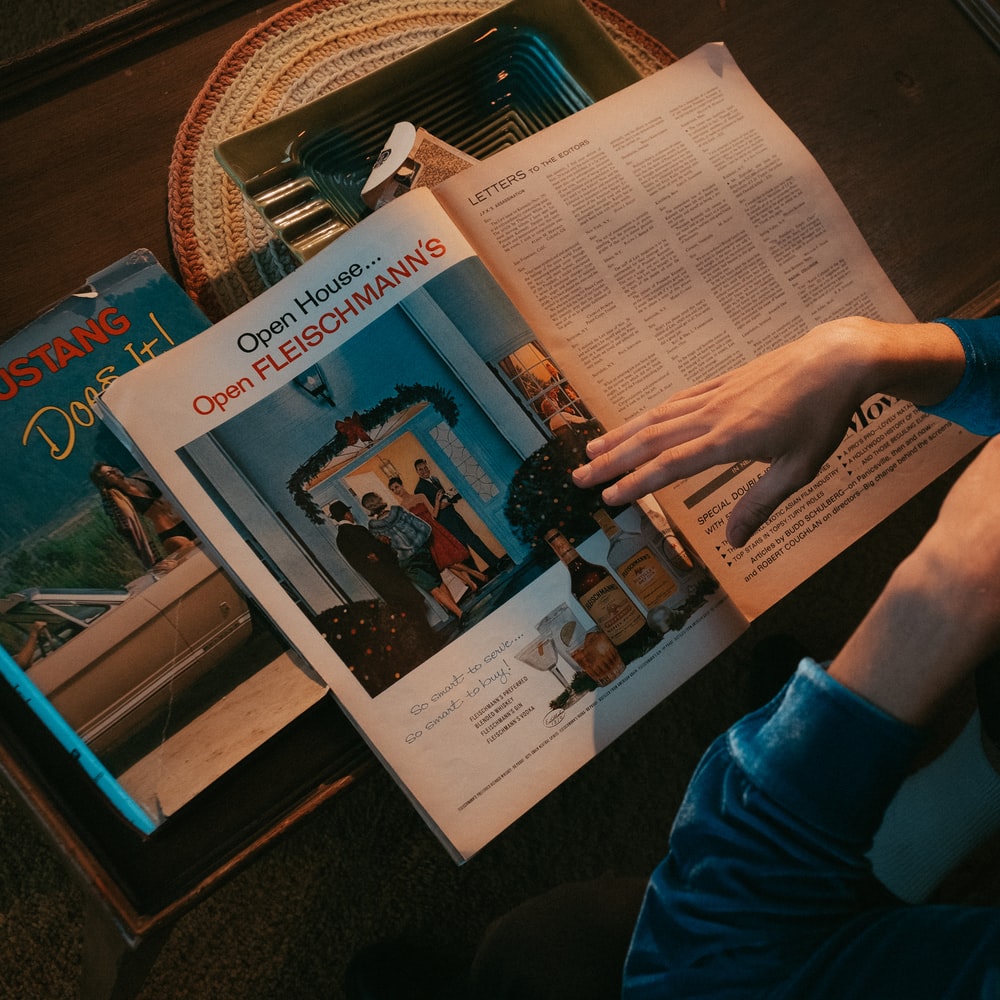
[0,249,325,832]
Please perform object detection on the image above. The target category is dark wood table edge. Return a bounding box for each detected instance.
[0,0,261,109]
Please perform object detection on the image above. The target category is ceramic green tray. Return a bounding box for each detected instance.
[215,0,642,260]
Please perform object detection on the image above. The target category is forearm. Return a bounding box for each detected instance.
[830,437,1000,726]
[828,554,989,727]
[716,314,966,413]
[824,314,1000,432]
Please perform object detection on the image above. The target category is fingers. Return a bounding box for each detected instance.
[577,431,724,508]
[584,382,718,459]
[725,455,819,547]
[574,414,829,547]
[725,496,775,549]
[573,431,684,496]
[573,397,717,494]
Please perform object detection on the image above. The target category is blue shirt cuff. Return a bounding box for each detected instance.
[727,658,922,840]
[919,316,1000,436]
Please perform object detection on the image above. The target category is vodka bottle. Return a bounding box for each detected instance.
[592,509,685,613]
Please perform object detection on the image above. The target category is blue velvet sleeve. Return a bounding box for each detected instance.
[919,316,1000,436]
[622,659,1000,1000]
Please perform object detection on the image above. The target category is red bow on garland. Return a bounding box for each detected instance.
[335,412,373,446]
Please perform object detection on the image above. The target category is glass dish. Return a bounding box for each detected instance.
[214,0,642,260]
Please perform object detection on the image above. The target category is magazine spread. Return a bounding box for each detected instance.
[100,45,977,858]
[0,251,326,831]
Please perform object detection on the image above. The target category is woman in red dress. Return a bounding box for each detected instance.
[388,477,487,593]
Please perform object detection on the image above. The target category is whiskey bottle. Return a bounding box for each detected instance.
[592,509,685,613]
[544,528,657,663]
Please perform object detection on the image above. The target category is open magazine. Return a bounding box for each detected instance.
[99,44,980,859]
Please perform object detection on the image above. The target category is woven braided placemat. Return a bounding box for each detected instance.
[168,0,675,320]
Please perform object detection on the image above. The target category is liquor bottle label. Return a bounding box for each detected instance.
[617,548,678,609]
[577,579,645,644]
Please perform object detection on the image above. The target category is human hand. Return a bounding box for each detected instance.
[572,318,964,547]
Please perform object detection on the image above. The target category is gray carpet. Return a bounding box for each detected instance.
[0,539,756,994]
[0,649,749,999]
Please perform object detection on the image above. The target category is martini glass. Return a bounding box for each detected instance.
[515,634,583,705]
[540,602,624,686]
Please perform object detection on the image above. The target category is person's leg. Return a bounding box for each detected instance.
[402,551,462,619]
[447,563,482,593]
[343,876,646,1000]
[431,583,464,620]
[343,931,469,1000]
[626,657,1000,998]
[468,875,648,1000]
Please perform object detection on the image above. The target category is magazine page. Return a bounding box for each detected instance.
[433,42,980,617]
[0,250,326,830]
[100,193,747,860]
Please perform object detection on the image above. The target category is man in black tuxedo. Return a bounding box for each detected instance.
[412,458,501,573]
[328,500,427,615]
